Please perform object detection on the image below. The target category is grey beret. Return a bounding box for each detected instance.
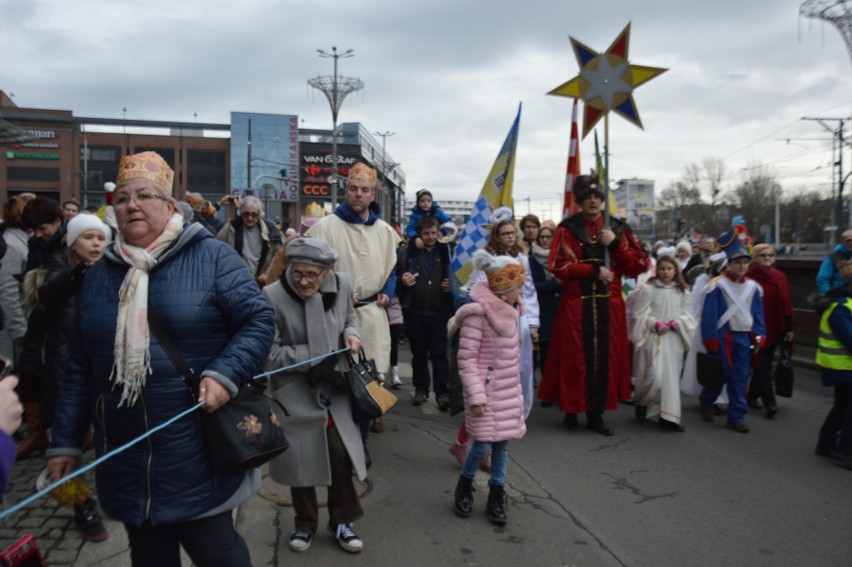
[285,237,339,267]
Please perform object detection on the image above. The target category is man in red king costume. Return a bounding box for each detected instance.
[539,175,649,436]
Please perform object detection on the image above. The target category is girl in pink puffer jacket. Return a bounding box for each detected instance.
[452,250,527,524]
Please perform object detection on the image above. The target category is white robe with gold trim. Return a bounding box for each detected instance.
[307,214,401,373]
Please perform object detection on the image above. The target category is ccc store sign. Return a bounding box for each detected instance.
[302,185,330,196]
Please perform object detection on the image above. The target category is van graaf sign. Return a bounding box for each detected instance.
[300,154,357,198]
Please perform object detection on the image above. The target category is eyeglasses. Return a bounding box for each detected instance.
[539,234,553,240]
[292,270,322,282]
[113,192,165,207]
[756,253,776,258]
[241,212,260,219]
[498,231,516,238]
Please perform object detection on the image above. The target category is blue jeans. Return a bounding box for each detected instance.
[460,440,509,487]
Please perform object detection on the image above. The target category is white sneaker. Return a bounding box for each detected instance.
[328,522,363,553]
[288,530,312,553]
[377,373,386,385]
[390,366,402,388]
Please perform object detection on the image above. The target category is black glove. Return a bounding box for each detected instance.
[306,354,341,389]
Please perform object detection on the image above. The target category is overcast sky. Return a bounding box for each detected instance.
[2,0,851,220]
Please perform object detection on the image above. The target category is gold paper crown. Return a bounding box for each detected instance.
[349,163,376,186]
[486,262,526,293]
[117,151,174,194]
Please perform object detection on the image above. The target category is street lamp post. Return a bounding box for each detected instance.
[247,118,252,195]
[374,131,395,221]
[308,47,364,208]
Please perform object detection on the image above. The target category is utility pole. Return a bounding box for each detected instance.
[247,118,252,195]
[802,116,848,245]
[309,47,364,208]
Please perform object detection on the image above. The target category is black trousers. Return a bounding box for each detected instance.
[747,341,779,409]
[389,323,401,367]
[405,314,449,397]
[290,423,364,533]
[124,510,250,567]
[818,382,852,456]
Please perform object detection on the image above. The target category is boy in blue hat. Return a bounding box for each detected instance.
[699,225,766,433]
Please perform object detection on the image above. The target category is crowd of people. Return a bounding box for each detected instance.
[0,151,850,565]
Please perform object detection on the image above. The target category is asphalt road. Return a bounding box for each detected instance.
[49,351,844,566]
[307,364,852,567]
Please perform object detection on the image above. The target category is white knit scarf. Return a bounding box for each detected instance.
[110,213,185,407]
[530,243,555,280]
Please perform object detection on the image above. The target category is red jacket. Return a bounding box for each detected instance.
[746,265,794,345]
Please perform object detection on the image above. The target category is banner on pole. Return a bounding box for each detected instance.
[450,104,521,296]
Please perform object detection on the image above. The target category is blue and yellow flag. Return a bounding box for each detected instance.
[449,105,521,296]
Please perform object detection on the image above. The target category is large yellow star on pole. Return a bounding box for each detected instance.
[548,22,667,139]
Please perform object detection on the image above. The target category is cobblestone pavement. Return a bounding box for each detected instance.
[0,353,417,566]
[0,449,131,566]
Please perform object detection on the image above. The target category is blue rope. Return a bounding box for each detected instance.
[0,346,351,522]
[0,402,205,522]
[251,347,349,380]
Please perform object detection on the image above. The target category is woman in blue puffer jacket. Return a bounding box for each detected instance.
[46,152,275,567]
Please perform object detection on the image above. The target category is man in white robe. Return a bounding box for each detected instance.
[307,163,401,375]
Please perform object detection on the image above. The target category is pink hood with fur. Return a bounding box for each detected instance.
[453,280,526,442]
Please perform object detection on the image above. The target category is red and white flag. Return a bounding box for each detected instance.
[563,98,581,218]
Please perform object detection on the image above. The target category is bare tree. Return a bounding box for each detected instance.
[656,159,730,240]
[727,164,783,237]
[781,188,833,243]
[703,158,725,206]
[659,181,702,209]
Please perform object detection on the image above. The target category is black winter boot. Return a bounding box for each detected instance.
[74,497,108,542]
[486,485,507,524]
[454,476,474,517]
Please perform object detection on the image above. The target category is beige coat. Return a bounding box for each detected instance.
[307,214,400,372]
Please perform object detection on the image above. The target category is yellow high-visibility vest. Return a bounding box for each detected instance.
[816,297,852,370]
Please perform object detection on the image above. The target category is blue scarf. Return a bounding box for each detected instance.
[334,201,382,226]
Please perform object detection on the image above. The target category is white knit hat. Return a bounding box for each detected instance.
[66,213,111,248]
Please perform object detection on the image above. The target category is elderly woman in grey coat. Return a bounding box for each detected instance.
[262,237,367,555]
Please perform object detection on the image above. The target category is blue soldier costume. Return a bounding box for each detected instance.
[699,226,765,431]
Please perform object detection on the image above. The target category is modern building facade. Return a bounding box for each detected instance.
[0,90,405,228]
[613,178,655,241]
[403,197,476,229]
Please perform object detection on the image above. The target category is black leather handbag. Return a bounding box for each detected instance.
[346,351,398,423]
[774,343,794,398]
[149,310,289,474]
[696,351,724,392]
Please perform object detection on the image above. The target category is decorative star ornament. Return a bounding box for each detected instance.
[548,22,667,138]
